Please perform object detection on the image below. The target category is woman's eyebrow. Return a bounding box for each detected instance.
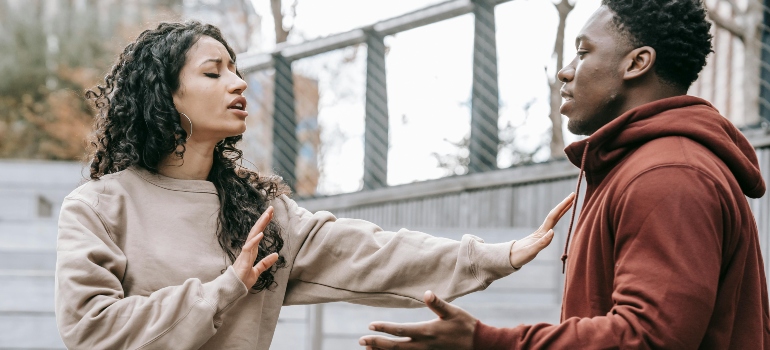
[198,57,236,67]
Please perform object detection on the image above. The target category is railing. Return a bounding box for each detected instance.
[238,0,513,195]
[237,0,770,200]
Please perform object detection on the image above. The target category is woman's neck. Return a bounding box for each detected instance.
[158,140,216,180]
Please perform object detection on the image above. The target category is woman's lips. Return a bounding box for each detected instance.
[228,108,248,119]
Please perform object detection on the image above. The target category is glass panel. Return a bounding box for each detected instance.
[385,14,474,185]
[293,45,367,196]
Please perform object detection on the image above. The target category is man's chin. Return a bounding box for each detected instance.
[566,119,592,136]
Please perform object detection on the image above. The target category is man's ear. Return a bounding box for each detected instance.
[623,46,656,81]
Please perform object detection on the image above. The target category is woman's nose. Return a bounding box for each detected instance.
[230,75,248,95]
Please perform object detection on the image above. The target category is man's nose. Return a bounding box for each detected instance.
[557,63,575,83]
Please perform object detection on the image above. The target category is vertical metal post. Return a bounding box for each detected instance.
[306,304,324,350]
[469,0,500,173]
[364,30,390,189]
[272,54,298,189]
[760,0,770,124]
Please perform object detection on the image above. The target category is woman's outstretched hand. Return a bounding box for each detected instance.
[233,206,279,288]
[509,192,575,269]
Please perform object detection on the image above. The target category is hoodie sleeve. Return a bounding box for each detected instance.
[474,166,726,349]
[55,197,248,350]
[273,195,517,307]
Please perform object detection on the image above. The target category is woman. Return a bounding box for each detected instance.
[55,21,574,349]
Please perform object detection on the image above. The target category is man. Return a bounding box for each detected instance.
[359,0,769,348]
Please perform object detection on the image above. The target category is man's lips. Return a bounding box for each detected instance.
[560,90,574,101]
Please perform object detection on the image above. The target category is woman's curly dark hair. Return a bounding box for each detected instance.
[603,0,713,89]
[85,21,289,292]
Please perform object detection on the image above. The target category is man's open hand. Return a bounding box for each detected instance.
[359,291,477,350]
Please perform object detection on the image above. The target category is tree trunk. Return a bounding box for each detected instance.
[271,0,289,44]
[741,0,762,126]
[707,0,763,126]
[548,0,573,159]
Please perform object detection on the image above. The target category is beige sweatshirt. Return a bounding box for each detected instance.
[55,166,517,349]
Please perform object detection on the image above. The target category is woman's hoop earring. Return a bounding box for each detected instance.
[180,112,193,141]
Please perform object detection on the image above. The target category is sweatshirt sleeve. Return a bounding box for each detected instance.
[474,167,725,349]
[55,197,248,350]
[274,195,517,307]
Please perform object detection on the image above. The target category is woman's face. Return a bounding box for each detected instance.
[172,36,248,143]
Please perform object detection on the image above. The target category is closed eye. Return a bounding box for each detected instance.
[204,73,220,78]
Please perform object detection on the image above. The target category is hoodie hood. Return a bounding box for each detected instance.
[564,95,766,198]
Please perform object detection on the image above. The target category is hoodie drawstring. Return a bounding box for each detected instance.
[561,141,589,274]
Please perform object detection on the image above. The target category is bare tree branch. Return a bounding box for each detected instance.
[547,0,573,159]
[554,0,574,17]
[271,0,290,43]
[706,4,746,41]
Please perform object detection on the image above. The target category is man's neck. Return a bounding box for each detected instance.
[618,81,688,117]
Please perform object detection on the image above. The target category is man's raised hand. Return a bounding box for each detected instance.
[358,291,476,350]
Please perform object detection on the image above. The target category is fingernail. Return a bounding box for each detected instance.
[369,324,375,330]
[359,339,366,345]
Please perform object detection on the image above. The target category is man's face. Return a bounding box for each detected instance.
[558,6,633,136]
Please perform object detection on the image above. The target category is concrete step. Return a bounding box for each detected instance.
[0,250,57,271]
[272,320,308,350]
[0,275,55,313]
[0,313,65,349]
[278,304,309,321]
[0,221,58,250]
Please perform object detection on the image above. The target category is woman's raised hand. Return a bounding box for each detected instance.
[233,206,279,288]
[509,193,576,269]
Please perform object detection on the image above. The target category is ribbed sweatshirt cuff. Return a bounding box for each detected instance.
[468,238,518,286]
[474,320,517,350]
[202,266,249,315]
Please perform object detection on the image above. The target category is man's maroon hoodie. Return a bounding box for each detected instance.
[474,96,769,349]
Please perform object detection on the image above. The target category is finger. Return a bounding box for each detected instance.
[517,225,552,246]
[236,232,264,267]
[253,252,279,275]
[250,206,274,238]
[244,207,272,244]
[368,321,427,338]
[423,290,453,319]
[534,229,554,249]
[359,336,414,350]
[541,193,575,231]
[242,232,264,253]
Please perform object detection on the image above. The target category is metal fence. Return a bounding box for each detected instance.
[236,0,770,199]
[238,0,519,197]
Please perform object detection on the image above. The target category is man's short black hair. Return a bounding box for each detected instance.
[602,0,713,89]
